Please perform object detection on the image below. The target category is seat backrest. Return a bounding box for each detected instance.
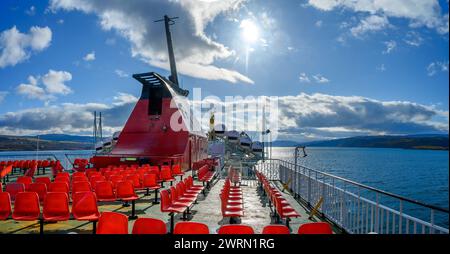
[12,192,40,219]
[95,181,114,197]
[132,218,167,234]
[16,176,33,186]
[262,225,290,234]
[72,176,88,183]
[160,167,172,180]
[34,177,51,188]
[54,176,70,185]
[43,192,70,218]
[27,183,47,202]
[0,192,12,220]
[56,172,70,179]
[116,181,136,198]
[218,225,255,234]
[49,181,69,192]
[160,190,171,212]
[5,183,25,201]
[174,222,209,234]
[72,191,99,218]
[172,164,182,174]
[298,222,333,234]
[72,181,92,194]
[97,212,129,234]
[143,173,157,187]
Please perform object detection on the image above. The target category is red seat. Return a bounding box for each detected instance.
[298,222,333,234]
[171,164,184,180]
[56,172,70,179]
[274,196,300,227]
[126,174,142,189]
[72,176,88,183]
[27,183,47,203]
[16,176,33,187]
[160,166,175,187]
[174,222,209,234]
[34,177,51,188]
[218,225,255,234]
[116,181,139,219]
[54,176,70,185]
[95,181,116,202]
[72,172,86,178]
[72,181,92,199]
[97,212,129,234]
[12,192,40,222]
[0,192,12,220]
[5,182,25,201]
[72,191,100,233]
[132,218,167,234]
[160,189,188,233]
[43,192,70,223]
[142,173,161,204]
[48,182,69,196]
[262,225,290,234]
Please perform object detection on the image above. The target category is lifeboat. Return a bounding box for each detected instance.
[239,137,252,150]
[226,130,240,143]
[214,124,226,137]
[251,141,263,153]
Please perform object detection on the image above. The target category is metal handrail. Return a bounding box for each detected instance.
[258,158,449,213]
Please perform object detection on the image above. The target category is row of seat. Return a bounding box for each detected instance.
[160,176,205,233]
[0,191,100,234]
[255,170,301,227]
[220,177,244,222]
[1,160,64,183]
[94,211,332,234]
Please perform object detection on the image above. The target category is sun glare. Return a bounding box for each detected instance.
[240,19,259,44]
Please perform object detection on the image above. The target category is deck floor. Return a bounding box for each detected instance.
[0,169,328,234]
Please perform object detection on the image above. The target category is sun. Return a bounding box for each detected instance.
[240,19,259,44]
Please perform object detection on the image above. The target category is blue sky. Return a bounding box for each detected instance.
[0,0,448,141]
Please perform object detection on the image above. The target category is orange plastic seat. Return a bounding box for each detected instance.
[174,222,209,234]
[218,225,254,234]
[97,212,129,234]
[5,182,25,201]
[262,225,290,234]
[132,218,167,234]
[298,222,333,234]
[72,191,100,233]
[0,192,12,220]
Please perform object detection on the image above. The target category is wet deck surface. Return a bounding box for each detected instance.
[0,169,330,234]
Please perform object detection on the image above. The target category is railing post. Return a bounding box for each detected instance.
[375,193,379,233]
[307,169,311,206]
[430,209,435,234]
[399,200,403,234]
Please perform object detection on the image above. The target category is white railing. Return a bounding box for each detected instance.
[255,159,449,234]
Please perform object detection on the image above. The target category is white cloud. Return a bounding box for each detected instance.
[312,74,330,83]
[377,64,386,72]
[115,69,129,78]
[299,73,330,84]
[49,0,253,84]
[315,20,323,27]
[0,91,8,104]
[83,51,95,61]
[16,70,72,101]
[299,73,311,83]
[42,70,73,95]
[404,31,424,47]
[308,0,449,34]
[57,19,64,24]
[25,6,36,16]
[0,26,52,68]
[350,15,390,37]
[427,61,449,76]
[1,92,447,140]
[383,40,396,54]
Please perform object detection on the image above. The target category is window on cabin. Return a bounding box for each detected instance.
[148,85,163,116]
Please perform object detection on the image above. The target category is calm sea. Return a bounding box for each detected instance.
[271,147,449,228]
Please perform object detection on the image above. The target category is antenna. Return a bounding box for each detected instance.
[155,15,179,86]
[93,111,97,150]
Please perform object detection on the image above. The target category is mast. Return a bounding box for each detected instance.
[155,15,179,86]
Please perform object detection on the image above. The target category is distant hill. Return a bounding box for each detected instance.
[26,134,95,143]
[0,135,93,151]
[298,134,449,150]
